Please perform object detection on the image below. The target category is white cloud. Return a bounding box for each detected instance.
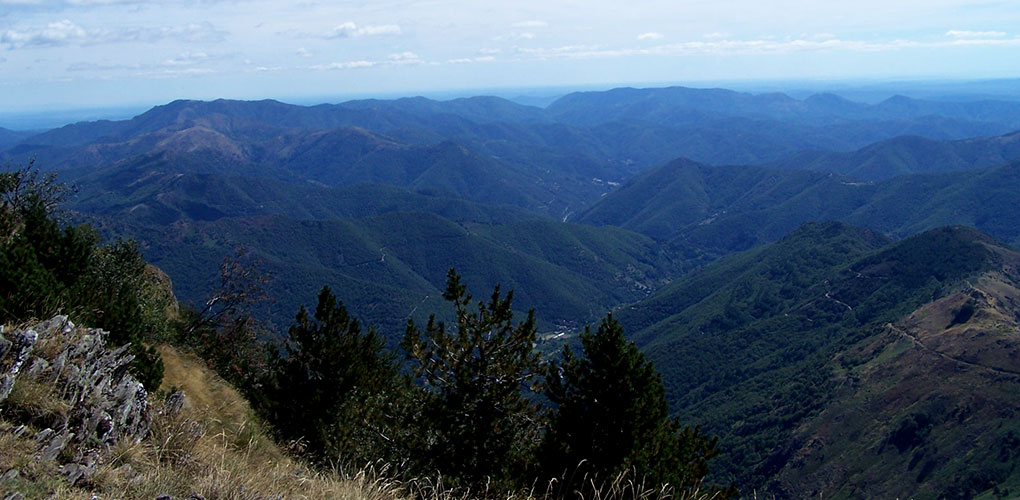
[66,60,141,71]
[1,19,86,48]
[945,30,1007,38]
[312,60,377,70]
[0,19,226,49]
[358,24,402,36]
[135,67,215,79]
[512,20,547,28]
[494,31,535,41]
[637,32,663,40]
[162,50,208,66]
[478,47,501,54]
[310,51,436,70]
[145,23,227,44]
[296,47,311,57]
[325,22,401,39]
[387,51,423,65]
[446,55,495,64]
[512,35,1020,61]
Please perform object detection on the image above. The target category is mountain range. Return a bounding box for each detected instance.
[579,158,1020,251]
[771,130,1020,181]
[6,84,1020,498]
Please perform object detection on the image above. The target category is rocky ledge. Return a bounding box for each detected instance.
[0,316,150,487]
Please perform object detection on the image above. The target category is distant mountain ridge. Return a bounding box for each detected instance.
[772,130,1020,180]
[546,86,1020,127]
[7,85,1020,194]
[579,158,1020,251]
[0,126,35,149]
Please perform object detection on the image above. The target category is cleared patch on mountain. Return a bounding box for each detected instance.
[769,236,1020,500]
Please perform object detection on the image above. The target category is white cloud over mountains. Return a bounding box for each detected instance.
[945,30,1007,38]
[2,0,1019,111]
[324,22,402,39]
[1,19,226,48]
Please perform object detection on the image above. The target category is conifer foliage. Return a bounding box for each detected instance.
[543,313,725,495]
[0,163,171,389]
[263,286,404,463]
[402,269,542,488]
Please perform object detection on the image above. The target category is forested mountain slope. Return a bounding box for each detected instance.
[86,211,691,338]
[617,223,1020,499]
[578,158,1020,251]
[772,130,1020,180]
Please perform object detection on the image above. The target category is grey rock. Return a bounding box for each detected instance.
[0,334,11,359]
[26,357,49,377]
[1,316,153,485]
[0,376,14,403]
[40,431,73,461]
[35,428,54,444]
[60,451,98,486]
[0,326,38,403]
[0,468,19,482]
[49,350,67,383]
[164,391,186,415]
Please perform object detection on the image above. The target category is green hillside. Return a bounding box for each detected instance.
[88,211,689,339]
[579,159,1020,252]
[66,156,531,226]
[772,130,1020,181]
[618,223,1020,498]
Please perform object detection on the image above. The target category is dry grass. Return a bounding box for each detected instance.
[69,345,409,500]
[3,343,726,500]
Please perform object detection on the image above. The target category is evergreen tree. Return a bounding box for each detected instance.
[1,163,169,389]
[264,286,404,464]
[401,269,542,489]
[542,313,726,496]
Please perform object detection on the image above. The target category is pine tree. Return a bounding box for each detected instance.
[543,313,726,495]
[1,163,169,389]
[401,269,542,488]
[264,286,403,463]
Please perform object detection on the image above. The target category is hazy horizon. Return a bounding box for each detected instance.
[3,0,1020,120]
[5,75,1020,130]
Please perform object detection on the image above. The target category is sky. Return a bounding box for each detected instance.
[2,0,1020,114]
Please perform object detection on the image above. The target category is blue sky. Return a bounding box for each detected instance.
[2,0,1020,113]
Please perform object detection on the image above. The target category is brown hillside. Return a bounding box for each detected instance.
[772,250,1020,500]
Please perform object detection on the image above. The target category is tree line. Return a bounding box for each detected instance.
[0,162,732,498]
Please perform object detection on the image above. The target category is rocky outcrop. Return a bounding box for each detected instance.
[0,316,151,486]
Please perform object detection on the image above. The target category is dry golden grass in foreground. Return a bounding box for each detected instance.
[2,343,722,500]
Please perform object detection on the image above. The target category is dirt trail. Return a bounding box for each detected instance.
[886,322,1020,378]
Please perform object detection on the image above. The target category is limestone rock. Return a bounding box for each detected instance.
[0,315,153,486]
[0,326,38,403]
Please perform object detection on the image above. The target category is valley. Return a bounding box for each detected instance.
[4,83,1020,499]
